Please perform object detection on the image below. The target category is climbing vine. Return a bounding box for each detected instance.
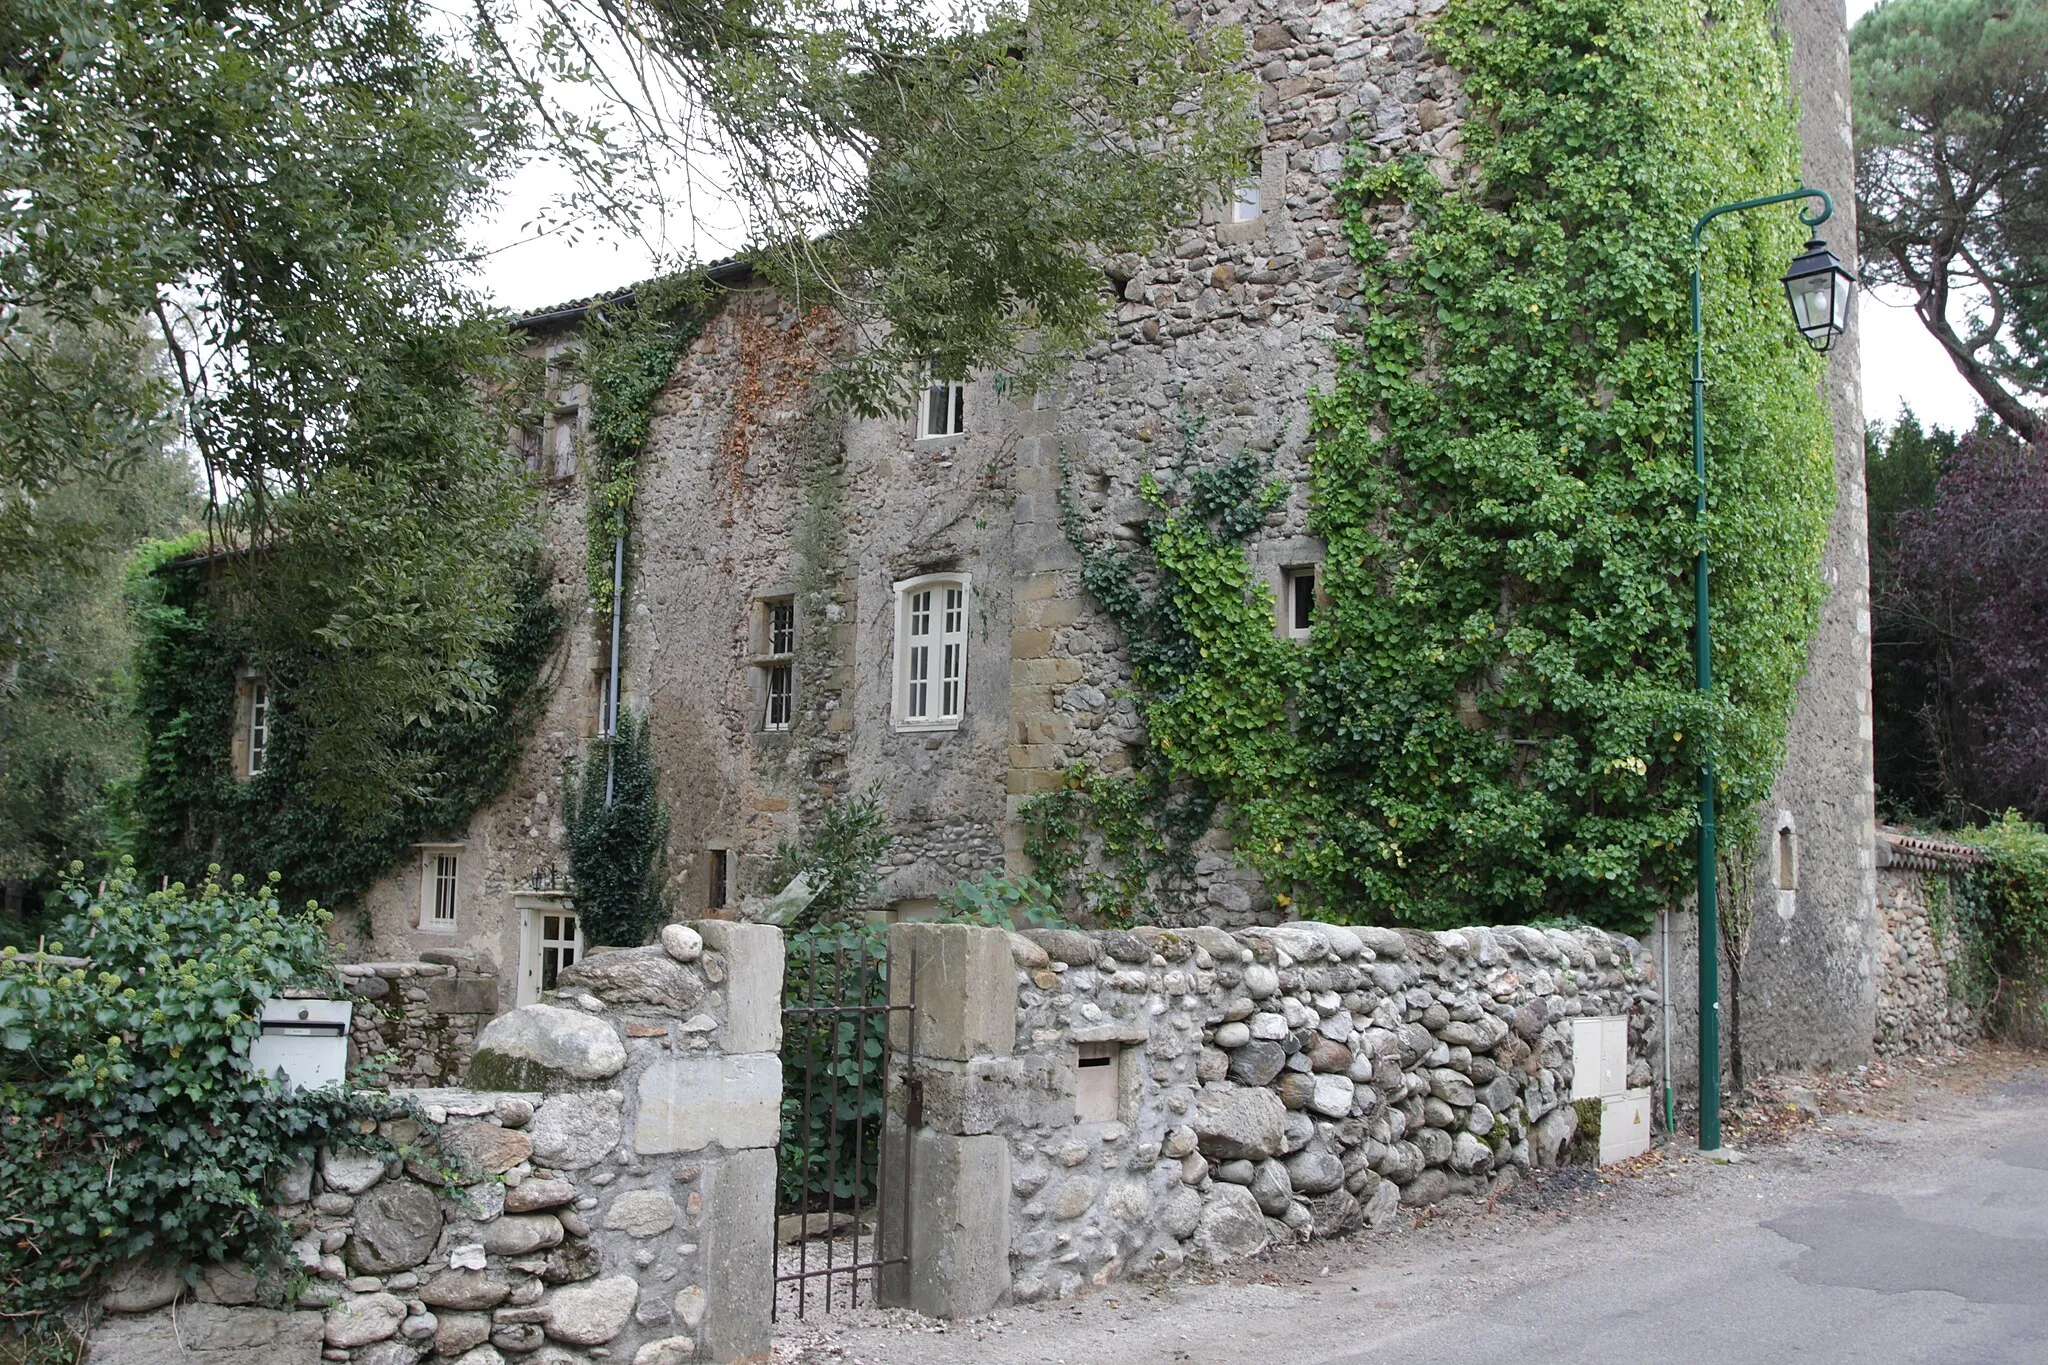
[129,546,561,915]
[1053,0,1833,933]
[577,275,718,615]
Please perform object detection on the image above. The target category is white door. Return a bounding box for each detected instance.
[518,906,583,1006]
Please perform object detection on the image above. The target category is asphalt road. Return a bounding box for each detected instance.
[774,1050,2048,1365]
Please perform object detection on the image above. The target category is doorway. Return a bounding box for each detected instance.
[516,894,583,1006]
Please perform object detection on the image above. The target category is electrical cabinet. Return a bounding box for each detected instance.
[1569,1013,1651,1163]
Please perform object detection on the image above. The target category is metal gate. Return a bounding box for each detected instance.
[773,928,916,1319]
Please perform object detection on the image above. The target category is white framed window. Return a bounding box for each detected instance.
[417,845,464,934]
[918,372,966,440]
[248,680,270,774]
[893,573,971,729]
[767,598,795,654]
[1230,179,1262,224]
[756,595,795,732]
[1282,565,1319,639]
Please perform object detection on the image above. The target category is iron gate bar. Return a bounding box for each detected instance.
[773,933,916,1319]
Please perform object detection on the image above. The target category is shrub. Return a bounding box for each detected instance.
[0,864,417,1339]
[936,872,1069,930]
[565,711,671,947]
[766,784,894,929]
[1955,813,2048,1041]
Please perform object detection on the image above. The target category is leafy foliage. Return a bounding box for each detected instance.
[1953,814,2048,1040]
[564,712,671,947]
[2,0,542,790]
[767,784,895,928]
[573,278,720,616]
[1852,0,2048,443]
[935,872,1069,930]
[776,922,888,1212]
[129,555,561,914]
[1055,0,1832,933]
[1878,428,2048,821]
[0,865,423,1336]
[477,0,1257,408]
[0,436,193,923]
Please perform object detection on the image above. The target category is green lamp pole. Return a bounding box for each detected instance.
[1688,187,1855,1153]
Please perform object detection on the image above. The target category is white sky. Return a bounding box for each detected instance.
[467,0,1987,434]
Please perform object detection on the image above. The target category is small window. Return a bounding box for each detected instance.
[1777,819,1797,891]
[1282,566,1318,639]
[417,846,463,933]
[1230,180,1261,224]
[589,666,616,739]
[893,574,971,728]
[549,408,579,478]
[518,424,545,473]
[708,849,729,910]
[764,664,793,731]
[919,372,966,440]
[768,599,795,655]
[248,680,270,774]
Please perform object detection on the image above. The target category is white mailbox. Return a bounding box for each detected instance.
[250,997,353,1092]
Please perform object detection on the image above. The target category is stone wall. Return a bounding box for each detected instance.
[887,920,1656,1308]
[343,960,501,1087]
[1873,866,1977,1056]
[89,921,782,1365]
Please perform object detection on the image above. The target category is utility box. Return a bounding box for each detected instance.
[1569,1014,1651,1164]
[250,998,352,1092]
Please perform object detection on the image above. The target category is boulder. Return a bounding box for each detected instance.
[604,1189,679,1237]
[660,924,704,963]
[1398,1167,1453,1207]
[1005,932,1050,969]
[505,1178,579,1213]
[470,1006,626,1092]
[1449,1131,1494,1175]
[1531,1104,1578,1168]
[1022,928,1101,965]
[320,1146,389,1195]
[481,1214,564,1256]
[633,1339,697,1365]
[98,1260,183,1314]
[346,1183,443,1274]
[326,1292,407,1348]
[1225,1040,1286,1087]
[526,1090,625,1170]
[540,1274,640,1346]
[557,948,705,1013]
[540,1241,602,1285]
[432,1123,534,1182]
[1426,1068,1477,1107]
[1248,1160,1292,1217]
[417,1272,511,1312]
[1275,1072,1318,1110]
[436,1311,493,1356]
[1284,1147,1345,1195]
[1161,1187,1203,1240]
[1191,1087,1286,1161]
[356,1341,428,1365]
[1307,1188,1364,1237]
[1191,1184,1271,1264]
[1309,1074,1356,1118]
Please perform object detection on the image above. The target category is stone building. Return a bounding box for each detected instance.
[317,0,1877,1094]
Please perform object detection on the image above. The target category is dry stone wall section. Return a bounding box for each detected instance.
[993,921,1654,1301]
[342,959,500,1087]
[89,922,781,1365]
[1874,867,1978,1057]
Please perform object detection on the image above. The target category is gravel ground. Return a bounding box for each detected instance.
[770,1045,2048,1365]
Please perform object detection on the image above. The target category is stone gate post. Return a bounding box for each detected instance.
[878,922,1014,1318]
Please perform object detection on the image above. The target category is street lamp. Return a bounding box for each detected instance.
[1687,187,1853,1154]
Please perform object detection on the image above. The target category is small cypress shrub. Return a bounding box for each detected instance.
[565,711,670,947]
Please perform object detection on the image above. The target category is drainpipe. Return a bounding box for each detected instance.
[1661,906,1675,1134]
[604,533,624,808]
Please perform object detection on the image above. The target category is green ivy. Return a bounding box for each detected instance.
[575,276,719,616]
[1953,814,2048,1037]
[129,551,560,914]
[1054,0,1833,933]
[0,865,430,1341]
[564,711,670,947]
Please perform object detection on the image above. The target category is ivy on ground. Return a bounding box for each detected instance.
[0,867,427,1343]
[1055,0,1833,933]
[129,549,560,915]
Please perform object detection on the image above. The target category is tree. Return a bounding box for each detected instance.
[1852,0,2048,443]
[3,0,541,808]
[481,0,1258,404]
[1880,428,2048,821]
[0,436,194,934]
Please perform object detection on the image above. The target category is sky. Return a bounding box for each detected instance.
[468,0,1987,435]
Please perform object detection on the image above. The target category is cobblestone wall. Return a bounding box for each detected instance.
[342,960,500,1087]
[1874,867,1978,1057]
[901,921,1654,1304]
[89,922,783,1365]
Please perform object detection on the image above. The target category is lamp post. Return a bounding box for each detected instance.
[1688,188,1854,1154]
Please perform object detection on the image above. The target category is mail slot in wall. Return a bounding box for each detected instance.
[1076,1042,1120,1122]
[250,997,353,1092]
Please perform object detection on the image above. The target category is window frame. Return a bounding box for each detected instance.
[753,594,797,733]
[416,844,465,935]
[248,679,271,774]
[891,573,972,731]
[1281,565,1320,640]
[916,372,967,441]
[1229,179,1262,224]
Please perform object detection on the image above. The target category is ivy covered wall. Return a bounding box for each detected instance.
[1043,0,1835,934]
